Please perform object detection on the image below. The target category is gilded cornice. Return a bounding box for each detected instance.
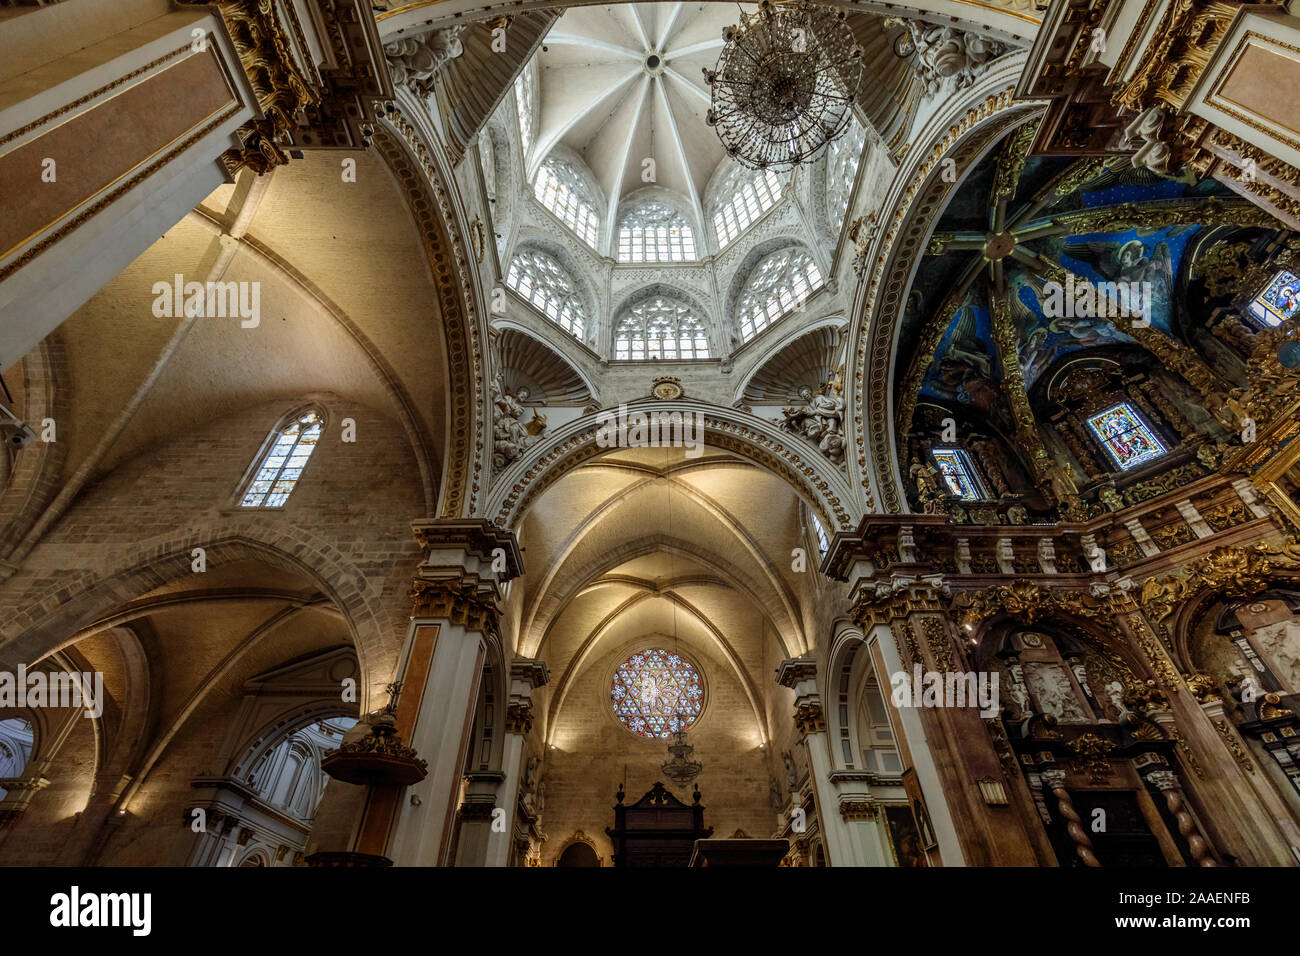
[1139,540,1300,621]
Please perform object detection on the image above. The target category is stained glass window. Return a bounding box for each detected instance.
[533,158,599,248]
[617,200,697,262]
[1247,269,1300,327]
[506,249,587,338]
[1087,403,1167,471]
[712,166,784,247]
[610,648,703,738]
[737,247,823,341]
[931,448,985,499]
[240,409,324,508]
[613,296,709,360]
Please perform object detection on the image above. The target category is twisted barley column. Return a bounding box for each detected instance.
[1041,770,1101,867]
[1148,770,1217,866]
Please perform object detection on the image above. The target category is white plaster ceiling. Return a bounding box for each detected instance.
[531,2,746,225]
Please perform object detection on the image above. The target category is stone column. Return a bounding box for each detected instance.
[385,519,522,867]
[453,657,548,867]
[851,576,1042,865]
[776,657,855,866]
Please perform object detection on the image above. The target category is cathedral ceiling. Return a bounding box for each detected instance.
[508,444,809,736]
[893,121,1237,441]
[39,150,448,489]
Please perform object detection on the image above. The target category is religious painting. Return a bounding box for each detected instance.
[884,804,929,867]
[1009,273,1136,388]
[1248,269,1300,327]
[1058,224,1199,334]
[919,300,1013,431]
[1086,403,1166,471]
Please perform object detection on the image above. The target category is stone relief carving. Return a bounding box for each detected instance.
[894,21,1008,96]
[384,27,465,95]
[776,381,846,467]
[1118,106,1173,176]
[493,372,548,470]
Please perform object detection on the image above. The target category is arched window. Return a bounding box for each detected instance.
[736,247,823,341]
[712,167,784,247]
[1246,268,1300,327]
[930,447,986,500]
[513,70,535,157]
[826,119,866,227]
[533,158,599,248]
[854,674,901,774]
[613,295,709,360]
[810,511,829,556]
[506,249,588,338]
[610,648,703,738]
[1085,402,1167,471]
[617,200,697,262]
[238,407,324,508]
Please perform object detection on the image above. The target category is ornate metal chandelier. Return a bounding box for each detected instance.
[661,722,703,787]
[704,0,863,170]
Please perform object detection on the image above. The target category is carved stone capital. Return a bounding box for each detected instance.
[409,576,501,638]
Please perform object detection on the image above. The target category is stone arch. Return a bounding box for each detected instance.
[0,524,401,714]
[845,52,1035,513]
[0,332,69,557]
[375,107,492,520]
[1163,561,1300,678]
[484,400,856,533]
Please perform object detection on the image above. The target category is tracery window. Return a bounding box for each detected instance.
[506,249,588,338]
[239,408,324,508]
[533,158,599,248]
[930,447,986,500]
[712,167,784,247]
[613,296,709,360]
[513,71,535,157]
[1247,268,1300,327]
[610,648,703,738]
[1086,402,1167,471]
[617,201,697,262]
[826,118,866,227]
[736,247,823,341]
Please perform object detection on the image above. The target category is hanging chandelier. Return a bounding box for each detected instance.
[661,720,703,787]
[704,0,863,170]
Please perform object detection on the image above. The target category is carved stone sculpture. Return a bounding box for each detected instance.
[777,384,847,466]
[492,373,545,469]
[385,27,465,94]
[897,22,1007,96]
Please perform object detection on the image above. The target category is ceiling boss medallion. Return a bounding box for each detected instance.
[705,0,863,170]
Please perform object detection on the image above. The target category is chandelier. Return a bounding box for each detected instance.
[704,0,863,170]
[661,721,703,787]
